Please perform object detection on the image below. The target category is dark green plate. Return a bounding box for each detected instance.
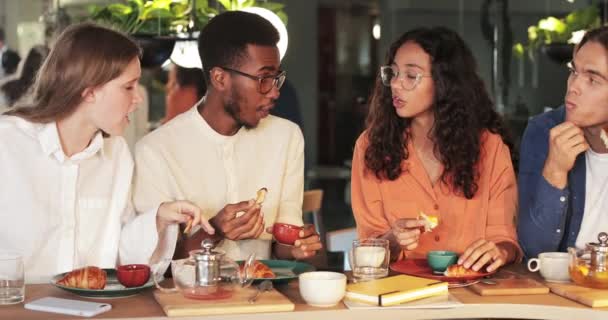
[51,268,156,298]
[239,259,315,283]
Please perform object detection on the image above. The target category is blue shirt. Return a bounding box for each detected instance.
[517,106,586,259]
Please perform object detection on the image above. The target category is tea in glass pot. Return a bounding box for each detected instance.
[154,239,254,300]
[568,232,608,289]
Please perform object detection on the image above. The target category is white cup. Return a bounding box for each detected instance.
[0,252,24,305]
[299,271,346,307]
[527,252,570,283]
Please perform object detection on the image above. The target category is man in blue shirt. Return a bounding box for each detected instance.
[518,26,608,259]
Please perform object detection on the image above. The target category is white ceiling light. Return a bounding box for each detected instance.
[241,7,289,60]
[169,36,202,69]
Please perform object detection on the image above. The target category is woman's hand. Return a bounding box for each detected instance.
[390,218,427,251]
[156,200,215,235]
[458,239,509,273]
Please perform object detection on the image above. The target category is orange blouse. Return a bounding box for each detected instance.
[351,130,522,261]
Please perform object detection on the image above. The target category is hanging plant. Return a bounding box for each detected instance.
[87,0,287,68]
[513,5,600,64]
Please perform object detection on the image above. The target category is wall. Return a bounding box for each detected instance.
[283,0,319,168]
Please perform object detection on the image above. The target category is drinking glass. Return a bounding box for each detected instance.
[349,239,389,281]
[0,252,24,305]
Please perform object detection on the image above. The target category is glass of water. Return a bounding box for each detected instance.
[349,239,389,281]
[0,252,24,305]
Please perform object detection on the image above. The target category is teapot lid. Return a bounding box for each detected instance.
[586,232,608,253]
[191,239,225,262]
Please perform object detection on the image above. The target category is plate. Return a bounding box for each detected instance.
[52,268,156,298]
[390,259,495,284]
[238,259,315,283]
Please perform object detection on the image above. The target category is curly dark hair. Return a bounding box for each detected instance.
[364,27,515,199]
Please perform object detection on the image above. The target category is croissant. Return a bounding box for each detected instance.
[241,261,275,279]
[57,266,107,289]
[444,264,483,277]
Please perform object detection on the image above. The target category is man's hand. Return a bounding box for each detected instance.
[543,122,589,188]
[269,224,322,260]
[210,200,265,240]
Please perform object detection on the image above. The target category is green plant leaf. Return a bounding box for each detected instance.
[512,43,525,59]
[259,2,285,12]
[217,0,232,10]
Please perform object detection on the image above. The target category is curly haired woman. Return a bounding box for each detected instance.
[351,27,522,273]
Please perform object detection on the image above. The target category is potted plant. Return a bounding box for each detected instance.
[513,5,600,64]
[88,0,287,68]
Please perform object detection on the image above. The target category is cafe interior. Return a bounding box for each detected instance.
[1,0,608,319]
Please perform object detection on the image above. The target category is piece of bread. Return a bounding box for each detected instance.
[601,127,608,148]
[242,260,276,279]
[255,187,268,205]
[56,266,107,289]
[418,211,439,232]
[443,264,483,277]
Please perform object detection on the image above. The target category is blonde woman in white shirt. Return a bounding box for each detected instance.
[0,23,213,283]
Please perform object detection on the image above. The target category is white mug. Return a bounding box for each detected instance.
[527,252,570,283]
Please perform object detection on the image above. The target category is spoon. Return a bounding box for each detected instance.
[248,280,273,303]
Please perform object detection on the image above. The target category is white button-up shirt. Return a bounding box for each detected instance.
[0,115,177,283]
[133,106,304,260]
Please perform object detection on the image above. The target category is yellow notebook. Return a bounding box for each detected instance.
[345,274,448,306]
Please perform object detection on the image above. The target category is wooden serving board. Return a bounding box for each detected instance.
[546,282,608,308]
[153,287,295,317]
[469,278,549,296]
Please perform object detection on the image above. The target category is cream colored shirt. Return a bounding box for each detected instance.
[0,115,178,283]
[133,106,304,260]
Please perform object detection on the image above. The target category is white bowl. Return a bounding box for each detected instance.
[298,271,346,307]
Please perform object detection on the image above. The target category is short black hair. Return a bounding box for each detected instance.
[0,28,4,42]
[198,11,279,84]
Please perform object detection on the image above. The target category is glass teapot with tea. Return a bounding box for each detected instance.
[154,239,255,299]
[568,232,608,289]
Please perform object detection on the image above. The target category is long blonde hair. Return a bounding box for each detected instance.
[5,22,141,122]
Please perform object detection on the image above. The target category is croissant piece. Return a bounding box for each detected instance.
[57,266,107,289]
[255,188,268,205]
[241,260,275,279]
[444,264,483,277]
[418,211,439,232]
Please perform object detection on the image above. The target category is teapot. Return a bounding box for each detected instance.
[568,232,608,289]
[154,239,255,299]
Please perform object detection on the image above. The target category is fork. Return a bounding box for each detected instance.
[248,280,273,304]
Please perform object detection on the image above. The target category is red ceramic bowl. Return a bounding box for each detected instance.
[116,264,150,288]
[273,223,303,245]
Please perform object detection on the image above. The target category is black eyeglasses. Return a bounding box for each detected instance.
[221,67,286,94]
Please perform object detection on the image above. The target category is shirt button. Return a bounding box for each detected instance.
[433,204,439,210]
[434,235,440,242]
[559,196,566,202]
[556,229,561,233]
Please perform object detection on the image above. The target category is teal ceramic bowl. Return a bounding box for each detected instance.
[427,251,458,273]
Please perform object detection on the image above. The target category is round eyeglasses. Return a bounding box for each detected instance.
[221,67,287,94]
[380,65,431,90]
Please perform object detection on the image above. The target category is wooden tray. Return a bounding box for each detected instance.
[153,287,295,317]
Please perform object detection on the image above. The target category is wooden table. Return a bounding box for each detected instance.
[2,266,608,320]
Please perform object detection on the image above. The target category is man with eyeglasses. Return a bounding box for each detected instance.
[518,26,608,259]
[133,11,322,262]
